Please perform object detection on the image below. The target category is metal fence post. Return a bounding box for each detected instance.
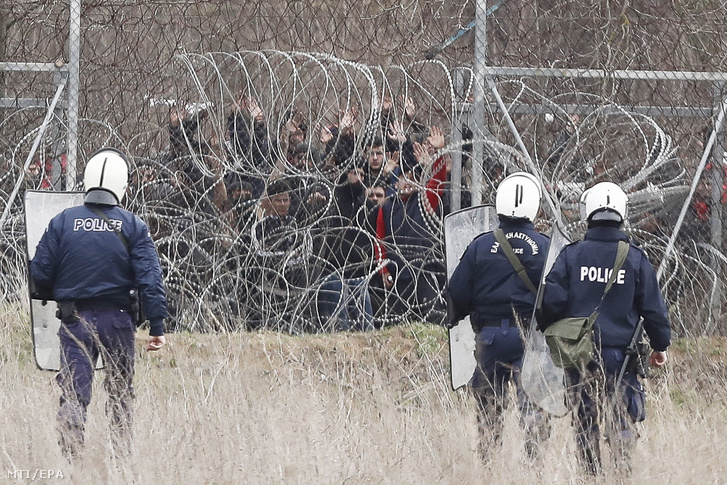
[450,67,470,212]
[66,0,82,189]
[711,82,725,329]
[471,0,488,206]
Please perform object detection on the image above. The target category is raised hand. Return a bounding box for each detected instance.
[413,141,432,166]
[403,96,416,120]
[381,95,394,113]
[246,97,264,121]
[427,125,445,151]
[169,107,183,127]
[286,110,305,133]
[566,114,580,134]
[319,124,333,145]
[387,120,407,144]
[339,107,358,135]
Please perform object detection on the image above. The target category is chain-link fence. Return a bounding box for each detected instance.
[2,1,726,335]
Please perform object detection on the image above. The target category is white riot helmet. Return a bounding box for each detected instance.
[580,181,628,222]
[83,148,129,205]
[495,172,542,221]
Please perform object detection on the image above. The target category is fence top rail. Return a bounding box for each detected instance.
[482,66,727,82]
[0,62,67,73]
[0,98,65,109]
[455,102,714,118]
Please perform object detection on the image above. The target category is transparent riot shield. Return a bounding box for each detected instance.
[25,191,102,371]
[444,205,498,391]
[521,222,570,417]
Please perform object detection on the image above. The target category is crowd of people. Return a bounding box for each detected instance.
[130,95,481,331]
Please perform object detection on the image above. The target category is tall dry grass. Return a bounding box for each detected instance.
[1,302,726,484]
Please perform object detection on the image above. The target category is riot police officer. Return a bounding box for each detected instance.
[30,148,168,459]
[539,181,670,476]
[448,172,550,462]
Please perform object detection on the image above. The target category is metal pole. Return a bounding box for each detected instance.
[711,83,725,253]
[52,69,66,190]
[710,83,725,327]
[66,0,82,189]
[471,0,488,206]
[0,62,63,72]
[450,68,468,211]
[657,97,727,280]
[450,120,463,211]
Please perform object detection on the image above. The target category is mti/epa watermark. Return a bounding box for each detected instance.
[7,469,65,480]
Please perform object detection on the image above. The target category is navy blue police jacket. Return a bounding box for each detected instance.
[448,217,549,322]
[30,203,168,336]
[539,225,670,351]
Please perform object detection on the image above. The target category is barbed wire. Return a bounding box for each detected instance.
[2,1,727,335]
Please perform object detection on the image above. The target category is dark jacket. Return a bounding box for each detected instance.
[253,214,299,255]
[333,172,368,222]
[227,112,270,168]
[376,193,438,276]
[227,112,272,198]
[448,218,549,322]
[374,157,448,277]
[30,203,168,336]
[539,225,671,351]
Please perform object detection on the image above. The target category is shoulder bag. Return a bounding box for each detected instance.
[543,240,629,370]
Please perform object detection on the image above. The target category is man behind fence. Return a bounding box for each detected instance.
[30,147,168,459]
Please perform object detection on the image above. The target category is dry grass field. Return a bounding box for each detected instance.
[1,302,726,484]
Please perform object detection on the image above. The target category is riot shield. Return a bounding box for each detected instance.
[444,205,498,391]
[25,191,102,371]
[521,222,570,417]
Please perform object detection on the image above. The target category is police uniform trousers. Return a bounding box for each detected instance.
[57,307,136,457]
[469,318,550,461]
[565,346,645,475]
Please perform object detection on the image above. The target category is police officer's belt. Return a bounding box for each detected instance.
[471,314,529,331]
[75,298,132,312]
